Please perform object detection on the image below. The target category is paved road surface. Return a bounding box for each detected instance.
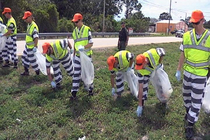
[16,36,182,55]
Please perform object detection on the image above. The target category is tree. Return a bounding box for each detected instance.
[125,11,150,32]
[116,0,142,19]
[159,12,172,20]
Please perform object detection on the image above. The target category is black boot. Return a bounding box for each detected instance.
[14,62,18,69]
[185,122,194,139]
[21,67,29,76]
[0,57,3,63]
[70,91,77,100]
[2,61,10,67]
[56,83,61,89]
[88,89,94,96]
[35,69,40,75]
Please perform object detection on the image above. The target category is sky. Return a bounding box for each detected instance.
[115,0,210,21]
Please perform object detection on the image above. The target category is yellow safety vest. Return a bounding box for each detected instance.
[0,17,3,23]
[46,40,68,62]
[72,25,92,56]
[137,48,160,76]
[7,17,17,36]
[113,50,130,72]
[183,29,210,76]
[25,21,39,49]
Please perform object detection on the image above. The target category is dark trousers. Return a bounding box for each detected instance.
[118,41,126,51]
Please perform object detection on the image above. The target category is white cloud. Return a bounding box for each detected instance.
[140,0,210,21]
[115,0,210,21]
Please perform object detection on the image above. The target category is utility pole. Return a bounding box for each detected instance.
[168,0,172,35]
[184,12,187,31]
[102,0,105,32]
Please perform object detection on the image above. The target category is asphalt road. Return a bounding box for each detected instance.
[16,36,182,55]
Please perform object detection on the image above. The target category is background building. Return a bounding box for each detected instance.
[155,20,188,33]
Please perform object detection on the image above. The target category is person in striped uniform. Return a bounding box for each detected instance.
[42,39,74,89]
[1,7,17,68]
[107,50,134,98]
[0,16,4,63]
[21,11,40,76]
[175,10,210,139]
[70,13,94,100]
[135,48,165,117]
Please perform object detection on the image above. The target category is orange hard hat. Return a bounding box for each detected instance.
[107,56,116,70]
[2,7,11,14]
[189,10,204,23]
[42,42,51,54]
[22,11,32,20]
[72,13,83,22]
[135,54,146,70]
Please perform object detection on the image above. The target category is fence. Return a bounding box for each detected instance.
[17,32,152,39]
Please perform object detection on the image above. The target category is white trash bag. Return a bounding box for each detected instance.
[80,51,94,88]
[202,78,210,114]
[35,50,54,75]
[123,69,139,99]
[0,23,7,51]
[150,66,173,103]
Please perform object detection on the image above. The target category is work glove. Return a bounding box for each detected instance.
[175,70,181,81]
[51,81,56,88]
[136,105,143,117]
[33,47,37,53]
[126,67,132,72]
[111,88,116,96]
[70,49,74,54]
[78,45,84,51]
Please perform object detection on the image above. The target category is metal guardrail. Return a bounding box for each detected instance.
[17,32,151,39]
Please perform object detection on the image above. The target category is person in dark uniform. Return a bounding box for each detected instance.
[118,22,129,51]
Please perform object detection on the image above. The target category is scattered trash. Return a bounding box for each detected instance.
[78,136,86,140]
[16,118,21,123]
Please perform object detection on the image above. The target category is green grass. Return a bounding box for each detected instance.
[0,42,210,140]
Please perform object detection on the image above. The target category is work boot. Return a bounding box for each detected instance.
[35,69,40,75]
[88,90,94,96]
[21,71,29,76]
[21,67,29,76]
[56,83,61,89]
[69,91,77,101]
[0,57,3,63]
[2,61,10,67]
[13,62,18,69]
[185,126,194,139]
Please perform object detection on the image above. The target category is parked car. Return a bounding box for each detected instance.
[175,30,184,38]
[170,29,177,35]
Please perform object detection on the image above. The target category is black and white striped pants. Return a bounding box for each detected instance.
[183,70,206,124]
[21,46,39,71]
[52,52,73,84]
[71,55,93,93]
[116,72,150,98]
[2,36,17,63]
[115,72,125,95]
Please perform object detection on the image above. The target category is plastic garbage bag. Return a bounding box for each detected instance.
[202,78,210,114]
[150,66,173,103]
[123,69,139,99]
[80,51,94,88]
[0,23,7,51]
[34,50,54,75]
[78,136,86,140]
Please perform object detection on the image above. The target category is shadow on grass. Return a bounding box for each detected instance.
[136,102,169,135]
[200,114,210,139]
[66,94,93,119]
[0,67,13,75]
[108,93,135,112]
